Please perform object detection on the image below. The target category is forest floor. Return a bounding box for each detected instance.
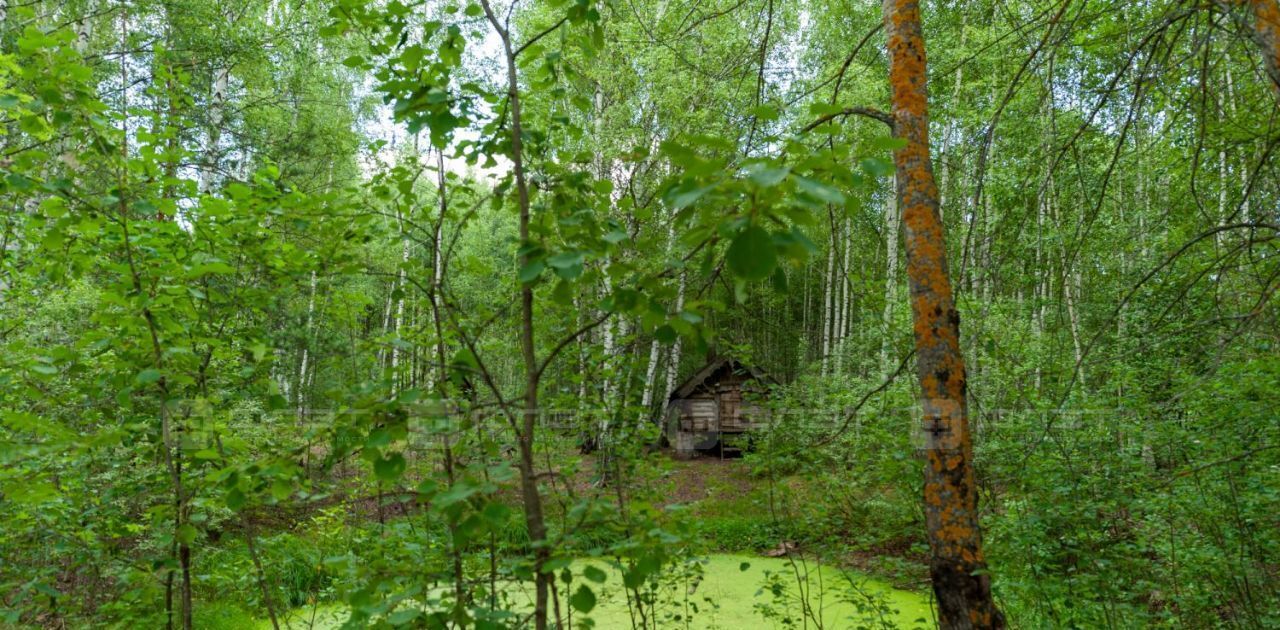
[639,454,930,591]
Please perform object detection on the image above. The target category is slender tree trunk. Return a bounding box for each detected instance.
[594,84,618,455]
[821,224,836,375]
[430,148,448,390]
[379,287,395,369]
[641,130,677,405]
[75,15,92,54]
[1224,63,1251,222]
[200,67,228,194]
[832,222,844,376]
[389,199,412,392]
[297,270,317,422]
[880,189,899,373]
[479,4,552,627]
[1247,0,1280,99]
[1048,175,1086,389]
[430,149,467,622]
[664,272,686,398]
[882,2,1003,627]
[1219,147,1230,245]
[937,11,964,218]
[802,261,811,361]
[841,216,853,364]
[640,321,663,415]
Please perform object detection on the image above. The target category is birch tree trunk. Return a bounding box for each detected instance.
[880,189,899,373]
[883,1,1003,626]
[1049,174,1086,389]
[200,67,228,194]
[390,206,410,392]
[640,220,676,416]
[297,270,317,422]
[840,216,853,365]
[1225,62,1250,222]
[664,272,686,401]
[821,224,836,375]
[937,11,964,218]
[1247,0,1280,99]
[832,219,844,376]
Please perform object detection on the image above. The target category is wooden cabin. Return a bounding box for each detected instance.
[664,357,775,458]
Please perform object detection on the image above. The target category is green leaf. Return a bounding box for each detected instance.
[518,260,545,284]
[366,428,392,448]
[654,325,677,344]
[679,310,703,324]
[548,252,584,280]
[860,157,894,178]
[749,105,780,121]
[794,177,846,205]
[1,479,58,504]
[583,565,608,583]
[746,163,790,187]
[868,135,908,151]
[771,266,788,293]
[669,182,715,209]
[176,523,198,545]
[135,369,162,385]
[387,608,422,625]
[547,251,584,269]
[726,225,777,281]
[463,3,483,16]
[226,488,247,510]
[188,261,236,277]
[570,584,597,613]
[374,452,407,482]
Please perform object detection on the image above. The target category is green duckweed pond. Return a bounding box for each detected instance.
[252,554,934,629]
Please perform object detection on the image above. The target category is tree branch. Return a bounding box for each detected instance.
[799,106,894,133]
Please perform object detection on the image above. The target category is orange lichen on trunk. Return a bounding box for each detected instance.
[1251,0,1280,96]
[882,0,1004,628]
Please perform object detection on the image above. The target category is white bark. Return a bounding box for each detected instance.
[200,67,229,194]
[1050,175,1087,389]
[841,216,852,341]
[640,222,676,413]
[1219,148,1229,245]
[879,189,899,373]
[937,13,964,221]
[820,224,835,376]
[1226,64,1249,222]
[664,272,686,403]
[75,16,92,54]
[831,226,843,376]
[430,148,447,390]
[390,209,410,391]
[297,270,317,421]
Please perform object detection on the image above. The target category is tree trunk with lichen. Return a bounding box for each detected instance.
[1248,0,1280,98]
[882,1,1004,628]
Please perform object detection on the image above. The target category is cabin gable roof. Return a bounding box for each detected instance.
[668,357,777,400]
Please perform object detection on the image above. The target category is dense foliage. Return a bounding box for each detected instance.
[2,0,1278,628]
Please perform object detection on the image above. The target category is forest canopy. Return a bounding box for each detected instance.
[1,0,1278,628]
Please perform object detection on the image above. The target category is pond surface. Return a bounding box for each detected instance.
[257,554,935,629]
